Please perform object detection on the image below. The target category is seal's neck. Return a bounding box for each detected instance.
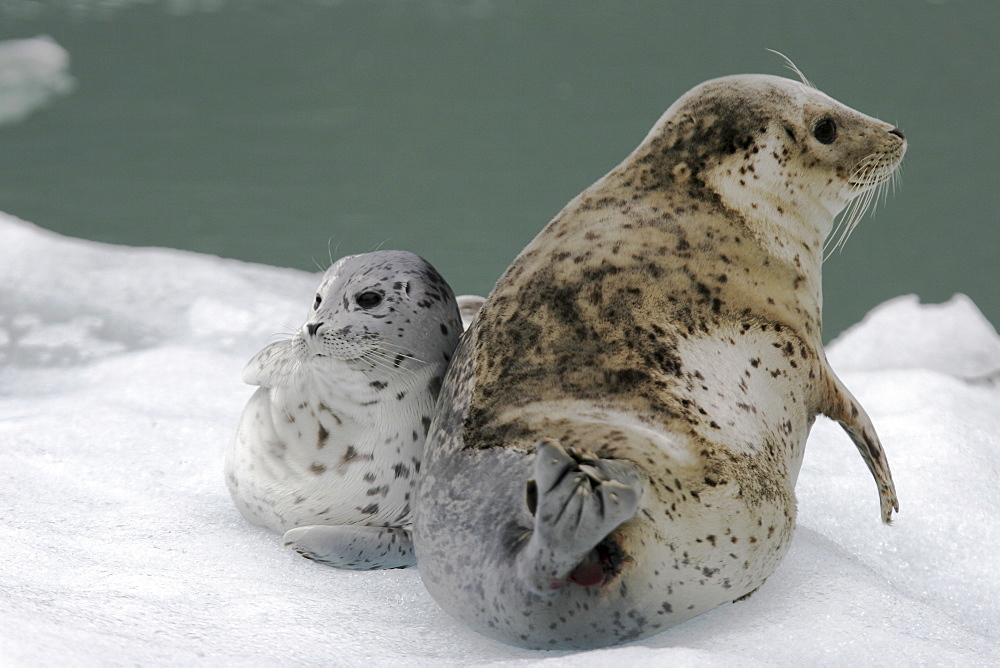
[701,156,837,325]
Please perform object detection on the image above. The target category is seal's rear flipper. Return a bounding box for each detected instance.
[516,440,642,594]
[820,368,899,523]
[283,525,415,569]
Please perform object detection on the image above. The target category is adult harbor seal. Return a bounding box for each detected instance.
[225,250,462,569]
[414,74,905,648]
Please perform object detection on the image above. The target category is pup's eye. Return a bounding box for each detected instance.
[355,291,383,309]
[313,294,322,310]
[813,117,837,144]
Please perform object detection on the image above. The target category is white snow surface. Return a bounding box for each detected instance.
[0,36,75,125]
[1,210,998,665]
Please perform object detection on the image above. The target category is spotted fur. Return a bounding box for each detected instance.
[414,74,904,647]
[225,250,462,569]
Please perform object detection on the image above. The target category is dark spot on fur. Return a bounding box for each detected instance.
[428,375,443,400]
[604,369,651,392]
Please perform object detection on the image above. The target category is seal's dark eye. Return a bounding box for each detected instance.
[355,291,383,309]
[813,117,838,144]
[313,294,322,309]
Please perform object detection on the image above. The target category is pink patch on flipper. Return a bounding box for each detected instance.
[568,561,605,587]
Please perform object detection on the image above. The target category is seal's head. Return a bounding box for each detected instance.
[244,250,461,389]
[626,74,906,261]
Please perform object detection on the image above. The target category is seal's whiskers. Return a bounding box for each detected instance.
[824,151,900,259]
[376,340,427,362]
[765,49,814,88]
[361,348,424,379]
[269,329,296,344]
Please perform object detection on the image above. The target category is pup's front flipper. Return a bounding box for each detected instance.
[821,367,899,523]
[517,439,642,594]
[283,525,416,569]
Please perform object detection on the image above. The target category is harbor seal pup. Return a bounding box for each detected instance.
[225,250,462,569]
[414,74,905,648]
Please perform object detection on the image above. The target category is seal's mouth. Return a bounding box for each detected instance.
[298,331,425,375]
[293,341,366,368]
[846,147,905,190]
[304,350,367,364]
[846,164,899,189]
[298,328,378,363]
[825,147,904,259]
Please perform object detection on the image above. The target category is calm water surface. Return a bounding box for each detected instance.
[1,0,997,339]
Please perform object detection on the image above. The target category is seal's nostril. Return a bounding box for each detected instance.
[889,127,905,140]
[306,322,323,336]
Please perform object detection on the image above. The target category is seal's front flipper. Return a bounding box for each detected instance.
[820,368,899,523]
[283,525,415,569]
[516,439,642,594]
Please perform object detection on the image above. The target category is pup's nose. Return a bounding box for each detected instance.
[306,322,323,337]
[888,127,905,140]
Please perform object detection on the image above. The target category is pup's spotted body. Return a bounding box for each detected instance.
[226,250,461,569]
[414,75,904,647]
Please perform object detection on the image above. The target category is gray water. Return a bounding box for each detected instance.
[1,0,997,340]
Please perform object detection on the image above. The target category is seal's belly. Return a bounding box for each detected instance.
[672,323,817,436]
[225,387,418,533]
[620,442,798,614]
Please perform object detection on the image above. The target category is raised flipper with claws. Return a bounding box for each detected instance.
[517,440,642,592]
